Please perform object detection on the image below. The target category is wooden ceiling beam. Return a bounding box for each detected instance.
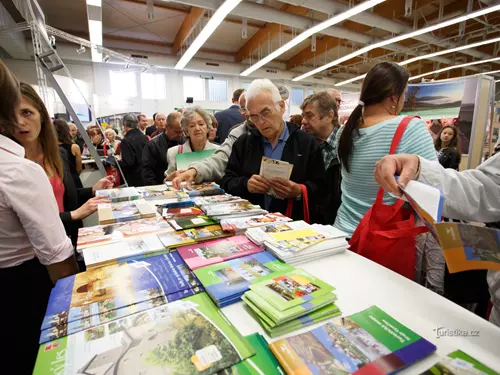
[173,6,205,53]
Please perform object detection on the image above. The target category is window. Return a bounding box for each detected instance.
[141,73,166,99]
[183,76,205,101]
[109,71,137,97]
[291,88,304,106]
[242,82,250,89]
[308,89,314,96]
[208,79,227,102]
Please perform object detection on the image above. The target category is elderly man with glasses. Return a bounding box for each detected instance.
[220,79,325,222]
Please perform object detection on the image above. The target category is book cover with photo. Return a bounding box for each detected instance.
[41,252,201,331]
[194,252,294,307]
[161,206,204,220]
[185,224,231,242]
[270,305,436,375]
[39,289,197,344]
[158,229,196,249]
[221,213,292,233]
[34,293,254,375]
[178,235,265,270]
[204,201,266,217]
[246,221,311,246]
[137,184,177,201]
[184,182,225,197]
[98,200,156,225]
[168,215,218,231]
[95,187,141,202]
[193,194,247,207]
[420,350,499,375]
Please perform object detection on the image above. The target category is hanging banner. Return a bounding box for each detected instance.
[339,92,360,124]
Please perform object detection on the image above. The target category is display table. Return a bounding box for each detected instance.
[222,250,500,373]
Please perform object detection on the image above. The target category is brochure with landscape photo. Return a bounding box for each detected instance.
[161,206,204,220]
[249,269,334,311]
[41,252,201,331]
[185,224,231,242]
[270,305,437,375]
[184,182,225,197]
[178,235,265,270]
[420,350,499,375]
[400,180,500,273]
[204,201,266,217]
[194,251,294,307]
[158,230,196,249]
[137,184,177,201]
[246,220,311,246]
[218,333,284,375]
[95,186,141,202]
[34,293,254,375]
[193,194,246,207]
[168,215,218,231]
[98,200,156,225]
[221,213,292,233]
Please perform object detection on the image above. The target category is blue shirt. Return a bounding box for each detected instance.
[263,124,289,210]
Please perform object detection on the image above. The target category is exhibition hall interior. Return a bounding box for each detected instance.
[1,0,500,374]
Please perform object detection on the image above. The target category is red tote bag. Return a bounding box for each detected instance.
[349,116,428,279]
[286,184,310,224]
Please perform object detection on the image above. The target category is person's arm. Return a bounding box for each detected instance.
[4,164,78,282]
[165,148,177,176]
[418,155,500,222]
[72,143,82,174]
[219,136,254,199]
[141,142,159,186]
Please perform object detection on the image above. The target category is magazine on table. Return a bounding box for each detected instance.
[420,350,499,375]
[34,293,254,375]
[220,212,292,233]
[41,252,201,331]
[193,194,247,207]
[161,206,204,220]
[97,200,156,225]
[270,305,436,375]
[167,215,218,231]
[400,180,500,272]
[95,186,141,202]
[136,184,177,200]
[183,182,225,197]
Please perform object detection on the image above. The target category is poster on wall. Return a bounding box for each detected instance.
[339,92,360,124]
[402,78,477,154]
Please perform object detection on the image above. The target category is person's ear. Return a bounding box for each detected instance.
[278,100,286,115]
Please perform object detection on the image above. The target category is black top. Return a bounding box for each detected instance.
[142,132,182,185]
[60,143,83,188]
[437,147,461,170]
[215,105,244,144]
[146,124,159,138]
[120,128,149,187]
[220,123,326,222]
[316,157,342,225]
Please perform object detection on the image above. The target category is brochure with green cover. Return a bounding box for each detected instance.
[421,350,500,375]
[249,269,334,311]
[168,215,218,231]
[218,333,284,375]
[34,293,254,375]
[177,149,216,171]
[243,289,336,325]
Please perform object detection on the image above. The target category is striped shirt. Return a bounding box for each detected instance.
[334,116,438,237]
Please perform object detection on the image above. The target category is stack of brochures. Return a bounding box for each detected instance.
[153,191,194,210]
[183,182,225,197]
[95,186,140,202]
[242,269,340,337]
[160,206,204,219]
[194,251,294,307]
[97,200,156,225]
[157,224,230,249]
[269,305,437,374]
[35,293,255,375]
[421,350,499,375]
[177,235,265,270]
[246,221,348,265]
[193,194,247,208]
[167,215,218,230]
[220,212,292,235]
[39,252,203,344]
[203,201,267,220]
[136,184,176,200]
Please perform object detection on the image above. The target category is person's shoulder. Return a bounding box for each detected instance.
[1,157,48,185]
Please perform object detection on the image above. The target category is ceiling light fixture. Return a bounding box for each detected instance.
[76,45,86,54]
[409,56,500,81]
[294,3,500,81]
[240,0,386,77]
[335,35,500,87]
[175,0,243,70]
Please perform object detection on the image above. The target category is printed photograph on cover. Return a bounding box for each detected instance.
[76,302,242,375]
[195,242,239,259]
[264,223,293,233]
[189,225,225,240]
[248,214,285,225]
[457,225,500,262]
[216,259,273,286]
[113,202,140,216]
[266,275,321,302]
[178,264,200,289]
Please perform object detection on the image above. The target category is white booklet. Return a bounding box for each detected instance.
[259,156,293,198]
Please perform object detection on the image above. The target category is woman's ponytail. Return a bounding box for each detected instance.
[337,103,363,173]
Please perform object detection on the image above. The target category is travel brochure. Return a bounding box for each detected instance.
[194,251,294,307]
[136,184,177,201]
[270,305,437,375]
[421,350,499,375]
[259,156,293,198]
[193,194,247,207]
[176,149,216,171]
[167,215,218,230]
[34,293,254,375]
[161,206,204,220]
[184,182,225,197]
[400,180,500,273]
[41,252,201,330]
[95,186,141,202]
[97,200,156,225]
[220,212,292,234]
[203,201,267,219]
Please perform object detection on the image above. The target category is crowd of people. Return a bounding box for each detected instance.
[0,59,499,374]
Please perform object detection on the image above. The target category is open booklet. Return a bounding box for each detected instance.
[259,156,293,198]
[399,180,500,273]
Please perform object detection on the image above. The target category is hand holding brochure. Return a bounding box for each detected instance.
[259,156,293,198]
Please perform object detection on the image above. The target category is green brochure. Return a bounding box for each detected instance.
[177,149,216,171]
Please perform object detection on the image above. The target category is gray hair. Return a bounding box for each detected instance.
[180,106,212,135]
[246,79,281,105]
[300,90,339,126]
[104,128,117,136]
[123,113,138,129]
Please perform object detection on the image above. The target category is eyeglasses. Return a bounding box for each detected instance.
[248,104,280,123]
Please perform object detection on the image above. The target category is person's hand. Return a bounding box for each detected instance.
[269,178,301,199]
[165,170,186,183]
[247,175,270,194]
[92,175,115,194]
[374,154,420,196]
[172,168,197,190]
[71,196,110,220]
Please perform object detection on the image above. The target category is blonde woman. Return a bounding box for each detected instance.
[104,128,121,155]
[165,106,219,181]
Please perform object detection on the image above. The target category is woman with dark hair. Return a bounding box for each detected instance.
[435,125,461,170]
[335,62,437,237]
[15,82,113,253]
[54,118,83,188]
[0,62,78,374]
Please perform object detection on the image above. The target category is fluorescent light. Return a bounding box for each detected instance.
[336,36,500,86]
[175,0,242,70]
[240,0,385,76]
[409,56,500,81]
[88,20,103,62]
[294,3,500,81]
[86,0,102,6]
[496,79,500,82]
[480,69,500,76]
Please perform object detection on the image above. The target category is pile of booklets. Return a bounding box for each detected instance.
[96,186,141,202]
[202,201,267,220]
[220,212,292,235]
[246,220,348,265]
[269,305,437,374]
[242,268,340,337]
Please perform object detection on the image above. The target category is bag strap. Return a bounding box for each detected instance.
[376,116,419,202]
[178,144,183,154]
[285,184,310,223]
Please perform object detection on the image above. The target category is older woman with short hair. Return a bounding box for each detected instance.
[165,106,219,181]
[103,128,121,155]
